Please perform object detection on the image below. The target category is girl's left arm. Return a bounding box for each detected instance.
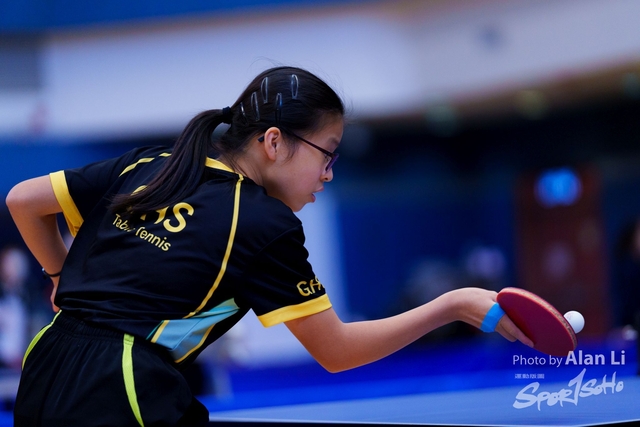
[6,175,68,310]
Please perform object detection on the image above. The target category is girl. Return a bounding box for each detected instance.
[7,66,531,427]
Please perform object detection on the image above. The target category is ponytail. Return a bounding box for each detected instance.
[110,65,345,217]
[109,109,228,217]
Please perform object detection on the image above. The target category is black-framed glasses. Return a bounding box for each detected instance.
[290,131,339,172]
[259,131,339,171]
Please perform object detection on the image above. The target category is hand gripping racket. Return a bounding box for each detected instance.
[496,287,577,356]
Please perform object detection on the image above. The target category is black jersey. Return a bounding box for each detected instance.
[50,146,331,366]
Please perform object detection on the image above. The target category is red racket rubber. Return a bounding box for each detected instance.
[497,287,577,356]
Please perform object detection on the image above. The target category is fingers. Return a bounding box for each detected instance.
[479,303,506,332]
[470,289,534,349]
[498,314,534,348]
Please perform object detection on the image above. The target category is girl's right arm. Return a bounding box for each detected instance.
[286,287,533,373]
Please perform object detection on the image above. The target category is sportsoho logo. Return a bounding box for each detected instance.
[511,350,626,410]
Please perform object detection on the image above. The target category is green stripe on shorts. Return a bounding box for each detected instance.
[22,311,61,369]
[122,334,145,427]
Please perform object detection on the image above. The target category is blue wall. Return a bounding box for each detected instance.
[0,0,367,32]
[0,138,142,244]
[336,175,518,320]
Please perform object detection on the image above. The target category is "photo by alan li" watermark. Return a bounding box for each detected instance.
[511,350,626,410]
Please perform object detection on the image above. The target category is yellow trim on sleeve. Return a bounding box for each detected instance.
[49,171,83,237]
[257,294,332,327]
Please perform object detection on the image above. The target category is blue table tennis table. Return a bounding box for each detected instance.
[208,374,640,426]
[2,336,636,427]
[205,335,639,426]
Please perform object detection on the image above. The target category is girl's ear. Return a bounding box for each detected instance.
[259,127,282,162]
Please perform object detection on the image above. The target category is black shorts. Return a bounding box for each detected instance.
[14,312,209,427]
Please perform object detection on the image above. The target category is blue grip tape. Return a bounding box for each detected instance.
[480,303,505,332]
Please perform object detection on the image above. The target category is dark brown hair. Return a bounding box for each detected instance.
[109,66,344,216]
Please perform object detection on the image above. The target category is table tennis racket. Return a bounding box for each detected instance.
[496,287,577,356]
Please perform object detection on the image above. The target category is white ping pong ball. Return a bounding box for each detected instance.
[564,311,585,334]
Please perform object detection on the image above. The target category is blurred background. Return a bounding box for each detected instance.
[1,0,639,422]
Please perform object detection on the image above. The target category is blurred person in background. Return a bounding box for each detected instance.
[0,246,30,371]
[612,219,640,338]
